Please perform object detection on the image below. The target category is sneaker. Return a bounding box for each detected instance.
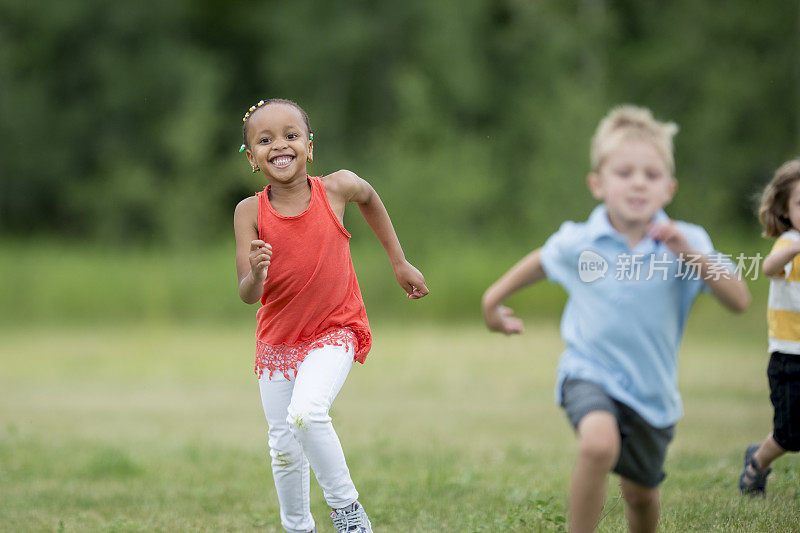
[330,501,373,532]
[739,444,771,497]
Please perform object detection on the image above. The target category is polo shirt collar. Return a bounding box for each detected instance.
[586,204,669,245]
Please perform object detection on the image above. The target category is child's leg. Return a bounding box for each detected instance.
[619,477,660,533]
[287,342,359,509]
[569,411,621,533]
[611,402,672,532]
[258,375,315,533]
[742,351,800,495]
[753,432,786,470]
[760,351,800,467]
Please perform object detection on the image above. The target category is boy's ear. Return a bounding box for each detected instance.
[587,172,604,200]
[665,176,678,203]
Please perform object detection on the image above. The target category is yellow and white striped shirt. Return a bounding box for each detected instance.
[768,230,800,355]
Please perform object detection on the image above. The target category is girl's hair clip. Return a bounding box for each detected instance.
[239,144,246,152]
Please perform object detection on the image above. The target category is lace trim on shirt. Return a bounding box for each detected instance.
[255,328,357,380]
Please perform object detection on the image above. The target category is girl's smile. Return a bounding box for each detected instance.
[270,155,295,169]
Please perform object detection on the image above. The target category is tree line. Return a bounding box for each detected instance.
[1,0,797,250]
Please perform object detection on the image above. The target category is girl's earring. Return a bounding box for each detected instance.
[252,166,260,173]
[307,157,313,164]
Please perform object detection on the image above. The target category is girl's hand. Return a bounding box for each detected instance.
[393,260,429,299]
[484,305,524,335]
[249,240,272,281]
[648,221,691,257]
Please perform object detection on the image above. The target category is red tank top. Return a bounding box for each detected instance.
[254,175,371,379]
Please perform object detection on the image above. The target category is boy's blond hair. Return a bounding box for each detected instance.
[758,159,800,238]
[591,105,679,173]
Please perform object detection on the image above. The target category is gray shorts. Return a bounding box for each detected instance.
[561,379,675,487]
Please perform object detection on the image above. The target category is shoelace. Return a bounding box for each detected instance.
[331,505,367,531]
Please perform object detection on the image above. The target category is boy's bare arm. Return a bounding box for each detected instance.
[482,248,547,334]
[687,254,751,312]
[649,222,750,312]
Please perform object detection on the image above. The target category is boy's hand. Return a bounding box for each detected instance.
[249,240,272,281]
[648,221,691,257]
[393,260,429,299]
[484,305,524,335]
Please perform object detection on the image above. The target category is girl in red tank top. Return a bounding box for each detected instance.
[253,175,372,380]
[234,98,428,533]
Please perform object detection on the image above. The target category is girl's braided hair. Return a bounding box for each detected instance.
[240,98,311,150]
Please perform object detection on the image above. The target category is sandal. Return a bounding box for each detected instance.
[739,444,771,497]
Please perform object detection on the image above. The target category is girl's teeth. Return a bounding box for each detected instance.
[272,156,292,167]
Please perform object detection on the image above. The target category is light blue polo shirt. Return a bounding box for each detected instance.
[540,204,715,428]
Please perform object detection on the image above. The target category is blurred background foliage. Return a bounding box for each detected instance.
[1,0,798,323]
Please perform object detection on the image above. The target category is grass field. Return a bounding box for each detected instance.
[1,308,799,532]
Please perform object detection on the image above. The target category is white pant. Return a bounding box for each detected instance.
[258,341,359,533]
